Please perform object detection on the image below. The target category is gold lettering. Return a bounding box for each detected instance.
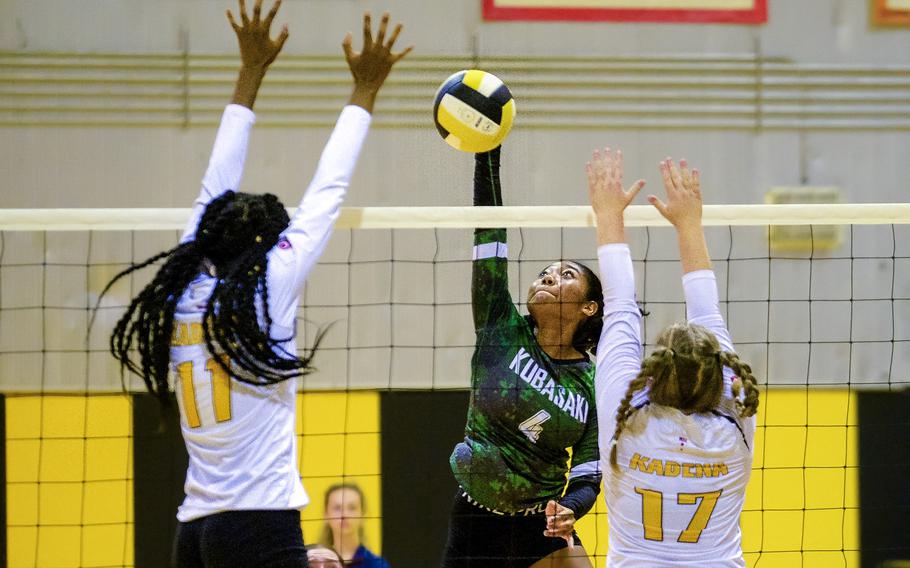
[631,455,727,478]
[645,458,664,476]
[629,453,649,473]
[171,323,204,346]
[190,323,203,345]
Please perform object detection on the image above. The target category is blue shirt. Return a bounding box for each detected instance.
[351,545,390,568]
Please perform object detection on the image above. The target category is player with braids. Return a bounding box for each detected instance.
[587,148,759,566]
[98,1,411,566]
[441,147,603,568]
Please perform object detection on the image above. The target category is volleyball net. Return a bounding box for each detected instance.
[2,204,909,567]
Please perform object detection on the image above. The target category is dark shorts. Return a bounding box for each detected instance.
[172,509,308,568]
[440,489,581,568]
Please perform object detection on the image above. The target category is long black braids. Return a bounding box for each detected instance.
[101,241,202,404]
[97,191,326,405]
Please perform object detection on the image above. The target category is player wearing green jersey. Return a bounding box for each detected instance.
[441,147,603,568]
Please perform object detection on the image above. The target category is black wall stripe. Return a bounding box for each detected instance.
[380,391,469,567]
[1,394,6,568]
[133,394,188,568]
[859,390,910,568]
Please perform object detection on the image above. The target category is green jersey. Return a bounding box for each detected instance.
[449,151,601,514]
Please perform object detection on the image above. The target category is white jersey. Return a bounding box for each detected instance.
[596,244,755,567]
[170,103,372,522]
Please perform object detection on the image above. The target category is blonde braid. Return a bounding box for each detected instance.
[609,349,674,471]
[720,351,760,418]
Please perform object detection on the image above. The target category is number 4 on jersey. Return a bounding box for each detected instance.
[518,410,551,443]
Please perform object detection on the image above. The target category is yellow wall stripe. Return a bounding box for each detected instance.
[6,395,134,567]
[4,390,855,566]
[297,391,383,553]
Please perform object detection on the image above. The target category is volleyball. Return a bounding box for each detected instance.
[433,69,516,153]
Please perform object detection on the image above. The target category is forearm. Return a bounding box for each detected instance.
[559,479,599,519]
[676,222,712,274]
[348,84,380,114]
[474,147,502,207]
[180,104,256,243]
[284,105,372,281]
[684,270,733,352]
[471,147,509,327]
[595,211,625,246]
[230,65,267,110]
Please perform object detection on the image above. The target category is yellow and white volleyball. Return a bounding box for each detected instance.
[433,70,516,153]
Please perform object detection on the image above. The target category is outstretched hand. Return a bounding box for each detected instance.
[543,500,576,548]
[343,12,413,112]
[587,147,645,245]
[587,147,645,218]
[226,0,288,108]
[227,0,289,71]
[649,158,702,229]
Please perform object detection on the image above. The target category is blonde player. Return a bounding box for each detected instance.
[98,1,411,566]
[585,149,759,567]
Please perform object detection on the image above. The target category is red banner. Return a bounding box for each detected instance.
[483,0,767,23]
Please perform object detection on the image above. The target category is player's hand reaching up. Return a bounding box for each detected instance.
[344,12,413,113]
[649,158,702,230]
[543,500,577,548]
[587,147,645,217]
[651,158,711,272]
[226,0,288,109]
[587,147,645,245]
[227,0,289,71]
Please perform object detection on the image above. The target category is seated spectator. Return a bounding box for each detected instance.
[320,483,391,567]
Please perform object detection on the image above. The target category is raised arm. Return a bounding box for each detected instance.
[651,159,756,440]
[650,158,710,273]
[588,149,648,457]
[649,159,730,347]
[278,12,412,294]
[471,147,514,330]
[181,0,288,243]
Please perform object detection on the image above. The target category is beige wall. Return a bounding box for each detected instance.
[1,0,909,210]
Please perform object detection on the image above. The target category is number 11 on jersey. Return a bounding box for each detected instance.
[177,356,233,428]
